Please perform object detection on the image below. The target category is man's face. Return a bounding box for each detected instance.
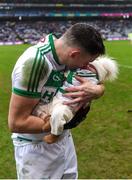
[67,51,98,70]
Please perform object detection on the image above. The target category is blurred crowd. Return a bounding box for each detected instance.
[0,0,115,3]
[0,20,132,44]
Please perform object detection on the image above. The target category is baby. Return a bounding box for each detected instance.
[33,55,118,143]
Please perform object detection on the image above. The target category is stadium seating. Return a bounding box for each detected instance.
[0,0,131,44]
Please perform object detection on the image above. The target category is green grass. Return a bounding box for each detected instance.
[0,41,132,178]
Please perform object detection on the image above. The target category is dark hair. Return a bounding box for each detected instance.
[64,23,105,55]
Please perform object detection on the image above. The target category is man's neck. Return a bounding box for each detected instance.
[54,38,65,65]
[54,38,70,65]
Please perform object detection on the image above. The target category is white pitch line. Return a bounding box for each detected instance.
[119,64,132,69]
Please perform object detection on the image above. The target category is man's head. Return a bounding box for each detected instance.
[56,23,105,69]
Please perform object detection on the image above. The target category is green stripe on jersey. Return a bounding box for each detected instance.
[27,49,39,92]
[39,43,51,54]
[31,50,42,92]
[49,33,60,65]
[67,71,75,84]
[27,44,51,93]
[12,88,41,98]
[34,57,45,92]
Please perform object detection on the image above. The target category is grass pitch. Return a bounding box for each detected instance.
[0,41,132,179]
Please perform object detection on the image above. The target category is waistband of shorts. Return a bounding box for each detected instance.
[14,130,71,143]
[16,136,43,142]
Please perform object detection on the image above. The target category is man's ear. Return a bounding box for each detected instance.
[69,49,81,58]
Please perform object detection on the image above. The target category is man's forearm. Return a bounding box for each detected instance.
[8,93,48,133]
[8,115,47,133]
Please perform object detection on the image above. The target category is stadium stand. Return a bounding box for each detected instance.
[0,0,132,44]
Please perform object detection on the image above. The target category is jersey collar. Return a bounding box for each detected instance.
[49,33,61,65]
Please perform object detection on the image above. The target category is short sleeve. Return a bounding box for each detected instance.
[12,46,49,98]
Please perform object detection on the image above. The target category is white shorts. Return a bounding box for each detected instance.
[13,132,78,179]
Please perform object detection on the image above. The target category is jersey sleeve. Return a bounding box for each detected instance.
[12,46,49,98]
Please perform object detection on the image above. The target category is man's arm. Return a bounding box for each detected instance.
[63,76,104,129]
[63,76,104,108]
[8,93,49,133]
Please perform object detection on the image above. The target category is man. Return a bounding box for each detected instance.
[8,23,105,179]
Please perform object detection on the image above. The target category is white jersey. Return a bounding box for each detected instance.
[11,34,66,141]
[57,68,99,102]
[45,68,99,136]
[31,68,99,136]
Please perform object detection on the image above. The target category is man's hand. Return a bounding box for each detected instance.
[63,76,104,107]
